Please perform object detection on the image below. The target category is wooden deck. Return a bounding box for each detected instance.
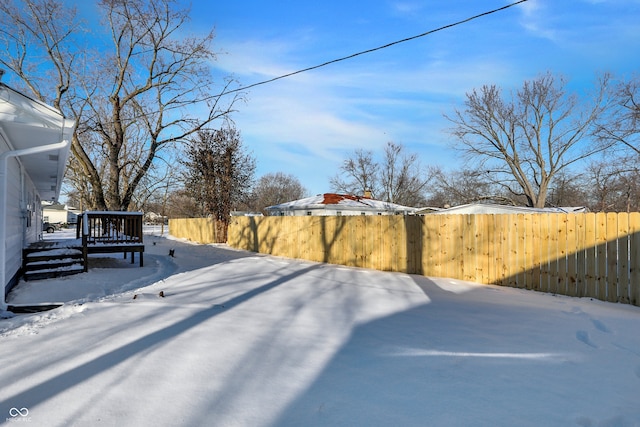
[76,211,145,271]
[22,211,145,281]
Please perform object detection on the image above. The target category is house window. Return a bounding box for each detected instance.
[306,211,312,216]
[336,211,342,216]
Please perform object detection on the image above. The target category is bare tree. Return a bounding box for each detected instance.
[163,189,204,219]
[0,0,238,211]
[330,141,430,206]
[182,124,255,236]
[595,74,640,155]
[249,172,307,213]
[330,148,380,198]
[379,141,431,206]
[0,0,80,109]
[582,154,640,212]
[545,170,588,208]
[447,72,612,208]
[426,166,504,207]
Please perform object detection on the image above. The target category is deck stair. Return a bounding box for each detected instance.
[22,244,84,281]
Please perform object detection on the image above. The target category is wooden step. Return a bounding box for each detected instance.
[24,266,85,281]
[22,247,85,281]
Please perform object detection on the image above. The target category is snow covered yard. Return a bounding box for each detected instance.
[1,228,640,426]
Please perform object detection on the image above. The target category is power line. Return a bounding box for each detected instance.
[216,0,529,97]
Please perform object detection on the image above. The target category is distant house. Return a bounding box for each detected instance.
[265,193,418,216]
[143,211,168,225]
[418,203,588,215]
[0,82,75,308]
[42,202,80,224]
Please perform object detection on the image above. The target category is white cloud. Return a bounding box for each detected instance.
[515,0,559,41]
[391,1,424,15]
[215,38,303,78]
[211,32,520,184]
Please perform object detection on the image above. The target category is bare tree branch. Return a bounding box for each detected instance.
[446,72,612,208]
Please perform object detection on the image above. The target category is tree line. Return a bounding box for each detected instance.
[1,0,639,231]
[331,72,640,211]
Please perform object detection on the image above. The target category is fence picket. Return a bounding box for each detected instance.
[556,214,569,295]
[529,214,542,291]
[617,213,630,304]
[523,214,535,290]
[584,213,597,297]
[629,212,640,306]
[476,215,490,284]
[606,213,620,303]
[565,214,578,297]
[573,214,586,297]
[595,213,608,301]
[462,215,477,282]
[539,214,552,293]
[515,214,527,288]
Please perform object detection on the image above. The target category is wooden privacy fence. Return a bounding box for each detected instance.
[225,213,640,306]
[170,217,228,244]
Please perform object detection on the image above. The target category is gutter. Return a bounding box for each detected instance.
[0,139,70,311]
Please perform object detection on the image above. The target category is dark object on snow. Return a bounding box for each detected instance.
[42,222,61,233]
[7,304,62,313]
[159,291,165,298]
[133,294,138,299]
[169,249,175,257]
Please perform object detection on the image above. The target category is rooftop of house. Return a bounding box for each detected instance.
[420,203,588,215]
[266,193,418,213]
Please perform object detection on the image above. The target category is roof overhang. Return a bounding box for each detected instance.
[0,83,75,201]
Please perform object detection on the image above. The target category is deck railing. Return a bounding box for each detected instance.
[76,211,144,270]
[76,211,143,244]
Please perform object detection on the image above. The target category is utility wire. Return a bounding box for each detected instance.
[216,0,529,97]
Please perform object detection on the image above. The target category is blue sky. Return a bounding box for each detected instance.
[89,1,640,196]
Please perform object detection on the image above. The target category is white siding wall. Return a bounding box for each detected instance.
[24,177,41,244]
[2,149,40,291]
[3,155,21,289]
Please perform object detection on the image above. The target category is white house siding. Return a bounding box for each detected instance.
[3,150,21,290]
[0,83,76,306]
[24,176,41,244]
[3,155,40,291]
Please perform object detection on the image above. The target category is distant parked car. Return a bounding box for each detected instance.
[43,222,60,233]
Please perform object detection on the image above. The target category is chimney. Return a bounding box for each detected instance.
[363,189,372,199]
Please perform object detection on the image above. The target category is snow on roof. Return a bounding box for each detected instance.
[83,211,144,216]
[422,203,587,215]
[266,193,418,213]
[43,203,67,211]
